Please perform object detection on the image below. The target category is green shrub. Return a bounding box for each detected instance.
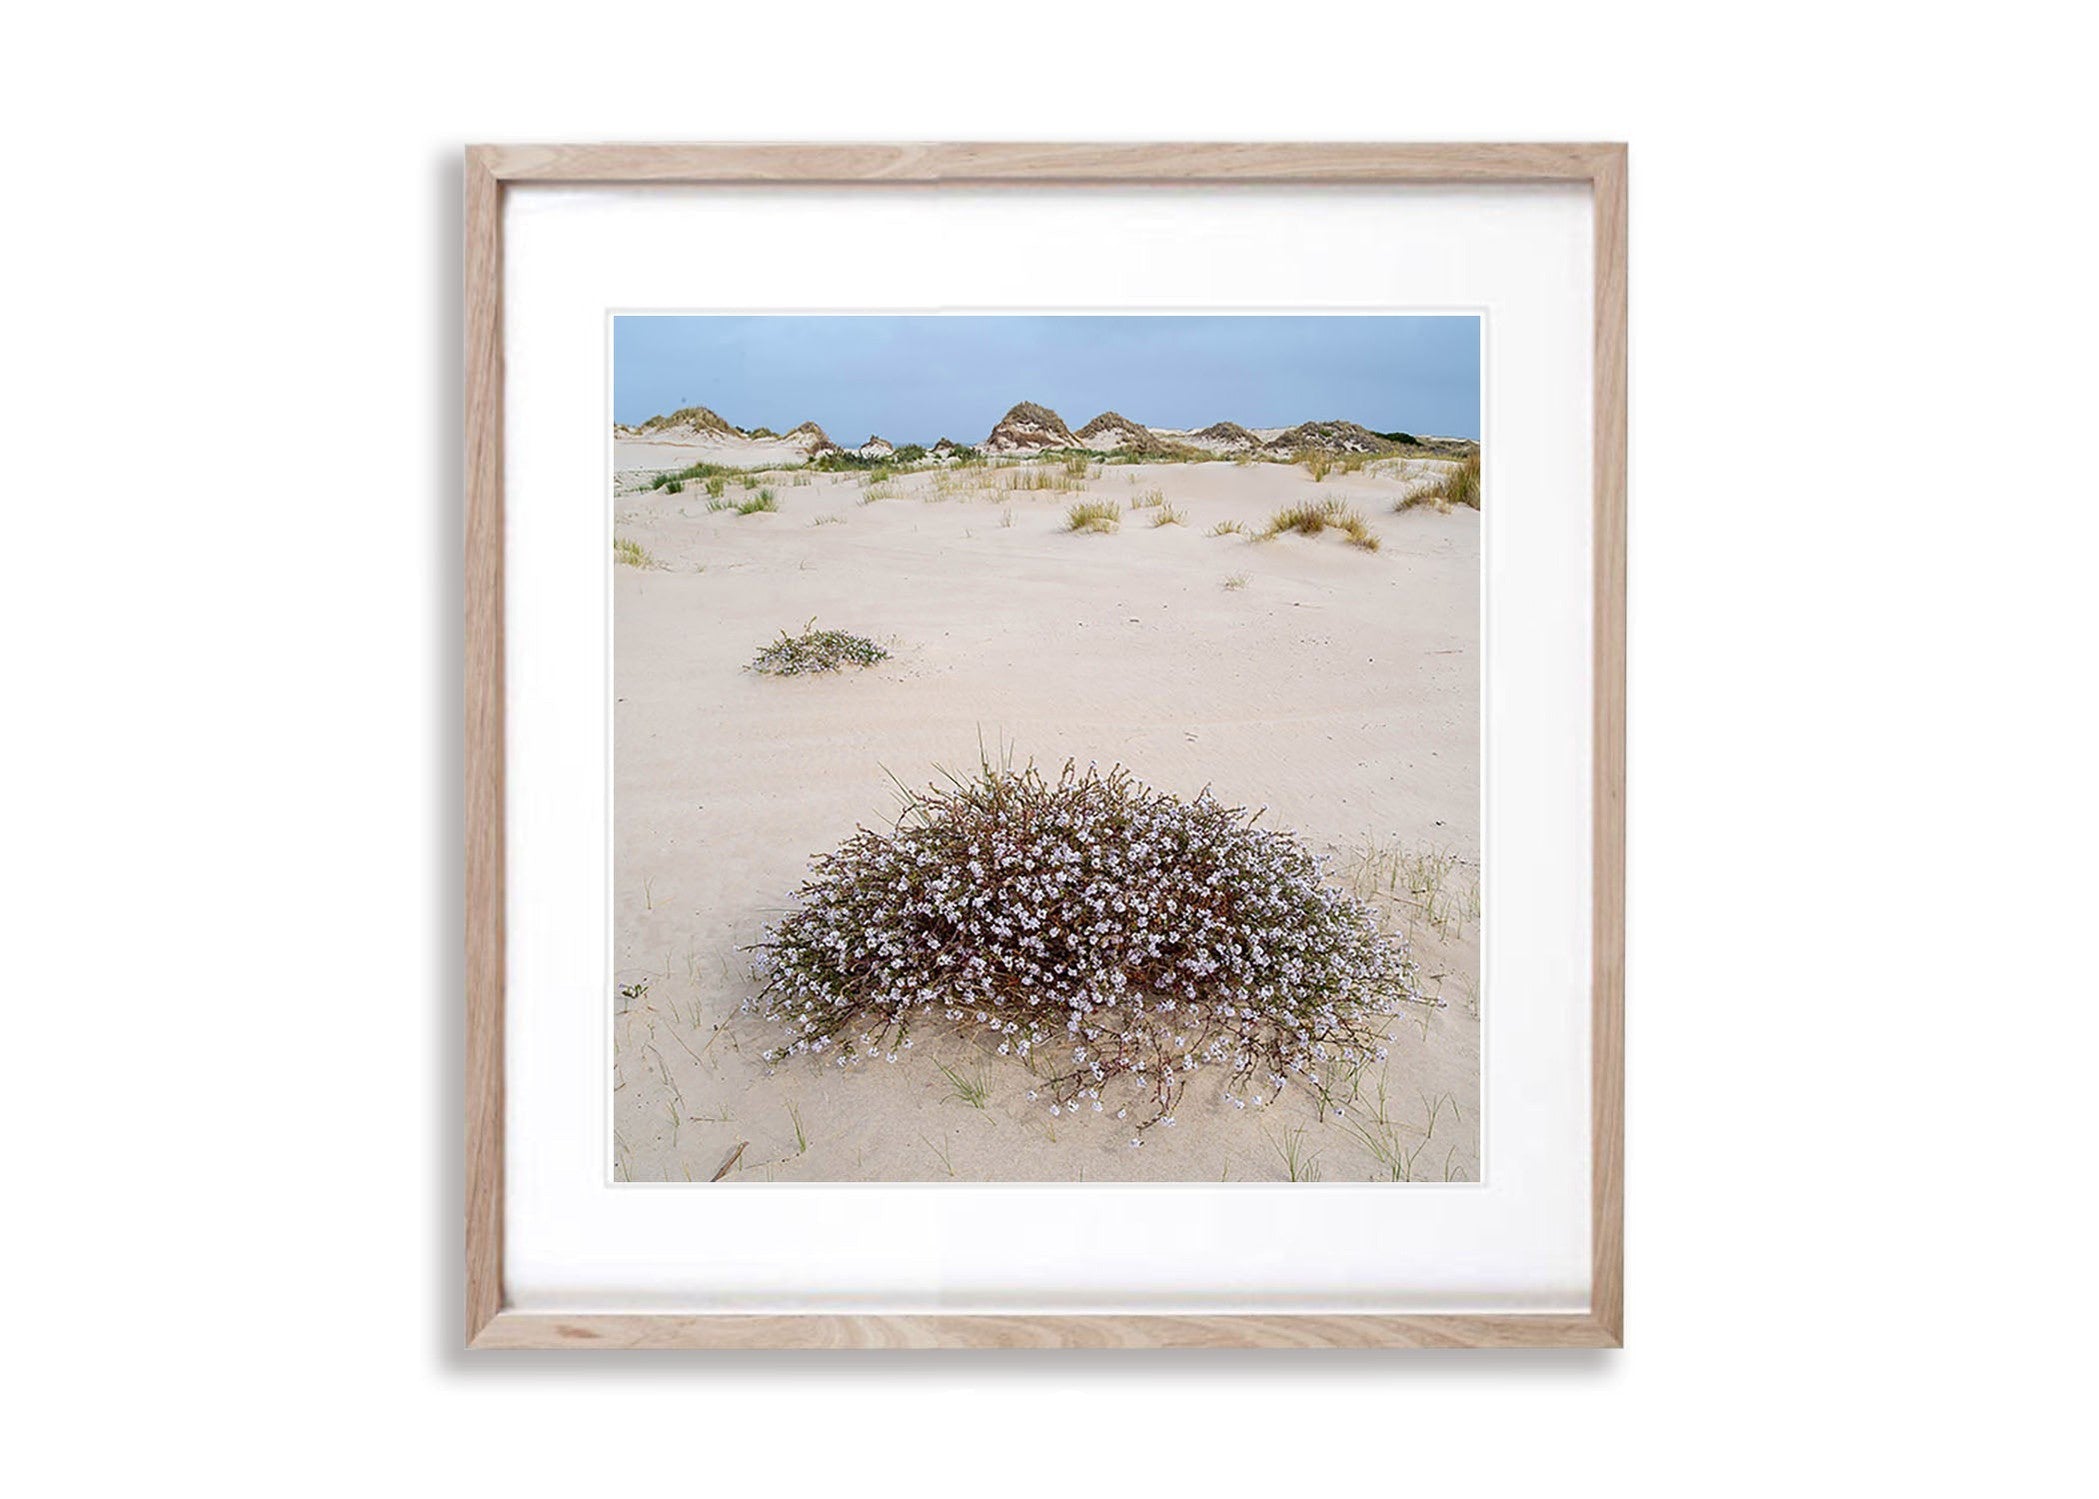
[749,623,888,676]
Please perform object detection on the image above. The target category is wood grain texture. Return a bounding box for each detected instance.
[461,142,1628,1349]
[1589,146,1629,1344]
[463,146,506,1343]
[474,140,1620,185]
[472,1312,1620,1351]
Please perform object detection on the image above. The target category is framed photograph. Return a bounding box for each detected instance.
[466,143,1625,1348]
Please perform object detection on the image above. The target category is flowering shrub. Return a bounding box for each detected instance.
[751,761,1431,1137]
[749,625,889,676]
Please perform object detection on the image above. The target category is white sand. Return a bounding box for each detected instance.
[615,433,820,473]
[613,457,1479,1182]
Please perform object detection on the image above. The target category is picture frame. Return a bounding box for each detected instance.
[465,142,1626,1349]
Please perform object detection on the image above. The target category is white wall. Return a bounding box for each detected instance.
[3,4,2091,1494]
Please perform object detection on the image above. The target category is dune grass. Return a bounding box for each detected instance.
[1342,840,1482,943]
[1395,452,1482,513]
[1151,503,1186,527]
[1273,1124,1324,1182]
[1130,487,1165,510]
[1065,499,1121,533]
[1327,1083,1466,1182]
[1302,450,1335,482]
[1001,467,1063,492]
[1207,518,1248,537]
[734,488,778,515]
[1223,573,1249,590]
[1262,497,1380,550]
[648,459,737,492]
[612,536,657,569]
[936,1059,992,1110]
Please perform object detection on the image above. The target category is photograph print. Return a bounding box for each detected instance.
[611,314,1482,1183]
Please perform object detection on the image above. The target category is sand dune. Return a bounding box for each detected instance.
[615,433,820,473]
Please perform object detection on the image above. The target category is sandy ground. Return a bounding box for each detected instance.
[613,457,1480,1182]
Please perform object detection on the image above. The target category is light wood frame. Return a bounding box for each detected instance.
[465,142,1626,1349]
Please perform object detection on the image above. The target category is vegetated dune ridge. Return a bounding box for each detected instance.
[612,432,1481,1183]
[614,399,1481,477]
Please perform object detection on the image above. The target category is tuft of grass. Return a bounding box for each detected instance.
[1151,503,1186,527]
[1302,450,1335,482]
[1000,466,1062,492]
[648,459,736,492]
[936,1059,991,1109]
[1222,573,1249,591]
[810,513,844,527]
[1207,518,1248,537]
[1342,840,1481,943]
[1065,499,1121,533]
[1274,1125,1324,1182]
[749,620,889,676]
[1395,452,1482,514]
[1262,497,1378,550]
[1129,487,1166,510]
[704,475,727,499]
[734,488,778,515]
[1332,1085,1464,1182]
[612,536,658,569]
[661,478,684,494]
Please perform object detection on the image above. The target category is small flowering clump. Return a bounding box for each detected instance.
[749,625,889,677]
[750,760,1432,1131]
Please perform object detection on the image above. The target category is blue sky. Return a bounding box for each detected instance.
[613,315,1480,441]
